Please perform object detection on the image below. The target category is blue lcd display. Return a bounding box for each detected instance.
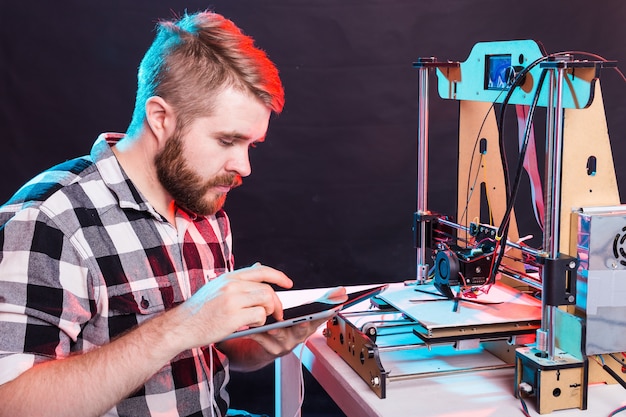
[485,54,512,90]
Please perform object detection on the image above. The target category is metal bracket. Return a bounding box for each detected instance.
[536,254,579,306]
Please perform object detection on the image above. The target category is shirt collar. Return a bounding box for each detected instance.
[90,133,166,221]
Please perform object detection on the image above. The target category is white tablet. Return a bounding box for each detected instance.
[221,284,388,341]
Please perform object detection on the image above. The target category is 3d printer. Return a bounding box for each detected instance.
[324,39,626,414]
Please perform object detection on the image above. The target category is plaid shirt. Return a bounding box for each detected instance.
[0,133,235,417]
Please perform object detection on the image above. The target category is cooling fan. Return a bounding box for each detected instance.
[612,226,626,266]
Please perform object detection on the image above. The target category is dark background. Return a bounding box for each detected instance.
[1,1,625,415]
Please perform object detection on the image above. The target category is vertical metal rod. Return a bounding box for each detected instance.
[537,69,555,356]
[549,67,565,258]
[416,63,430,283]
[543,70,556,254]
[540,64,566,360]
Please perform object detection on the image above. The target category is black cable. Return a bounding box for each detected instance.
[497,69,548,238]
[488,54,554,280]
[489,50,622,281]
[496,55,553,199]
[457,49,621,282]
[461,83,515,230]
[603,364,626,390]
[494,49,622,239]
[558,50,626,83]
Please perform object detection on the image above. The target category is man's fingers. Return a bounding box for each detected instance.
[234,263,293,289]
[244,305,272,328]
[243,285,284,320]
[270,290,284,321]
[321,286,348,304]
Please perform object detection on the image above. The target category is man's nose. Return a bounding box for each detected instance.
[227,148,252,177]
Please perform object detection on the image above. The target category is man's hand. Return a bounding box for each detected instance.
[216,286,347,371]
[248,286,348,357]
[168,263,294,352]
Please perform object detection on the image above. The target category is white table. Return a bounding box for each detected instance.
[277,331,626,417]
[274,286,626,417]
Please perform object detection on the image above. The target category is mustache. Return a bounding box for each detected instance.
[208,174,242,189]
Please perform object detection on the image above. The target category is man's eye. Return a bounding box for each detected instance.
[219,139,234,147]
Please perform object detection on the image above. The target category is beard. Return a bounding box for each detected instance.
[155,131,241,216]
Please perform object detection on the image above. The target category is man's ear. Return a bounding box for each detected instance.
[145,96,176,145]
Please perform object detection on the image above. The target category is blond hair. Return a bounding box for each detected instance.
[127,10,284,136]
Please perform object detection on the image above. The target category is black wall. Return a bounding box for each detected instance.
[2,1,625,289]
